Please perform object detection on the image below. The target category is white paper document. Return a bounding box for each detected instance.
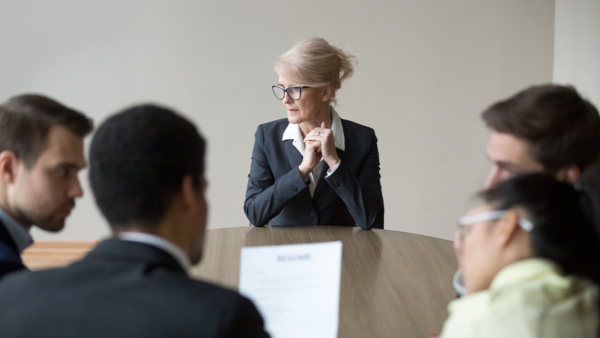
[239,241,343,338]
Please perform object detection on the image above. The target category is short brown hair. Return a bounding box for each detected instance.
[0,94,93,167]
[482,85,600,173]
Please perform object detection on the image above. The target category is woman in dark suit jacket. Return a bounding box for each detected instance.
[244,37,384,230]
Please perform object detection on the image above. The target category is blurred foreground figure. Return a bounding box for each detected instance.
[442,174,600,338]
[0,105,269,338]
[0,94,92,279]
[454,84,600,296]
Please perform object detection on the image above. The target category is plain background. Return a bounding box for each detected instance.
[0,0,589,241]
[554,0,600,106]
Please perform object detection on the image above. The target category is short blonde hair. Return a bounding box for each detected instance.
[275,37,357,105]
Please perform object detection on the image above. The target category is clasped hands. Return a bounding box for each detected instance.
[299,122,340,179]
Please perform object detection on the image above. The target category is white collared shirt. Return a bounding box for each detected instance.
[282,106,345,198]
[118,232,191,271]
[0,208,33,254]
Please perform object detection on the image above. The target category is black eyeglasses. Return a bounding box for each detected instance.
[272,85,309,100]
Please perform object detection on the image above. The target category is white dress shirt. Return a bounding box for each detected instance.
[0,208,33,253]
[282,106,345,198]
[119,232,191,271]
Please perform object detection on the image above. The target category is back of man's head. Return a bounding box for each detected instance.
[89,104,205,230]
[482,85,600,174]
[0,94,93,168]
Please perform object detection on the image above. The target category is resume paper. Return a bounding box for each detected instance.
[239,241,343,338]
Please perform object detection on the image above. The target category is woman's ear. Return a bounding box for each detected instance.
[496,209,520,248]
[321,83,334,102]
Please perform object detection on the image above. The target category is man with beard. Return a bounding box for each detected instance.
[0,94,93,279]
[0,104,268,338]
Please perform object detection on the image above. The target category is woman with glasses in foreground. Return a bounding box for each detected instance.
[441,174,600,338]
[244,37,384,229]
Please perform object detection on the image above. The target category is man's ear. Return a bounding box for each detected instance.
[0,151,19,185]
[180,175,197,210]
[555,165,581,183]
[321,83,334,102]
[496,209,520,248]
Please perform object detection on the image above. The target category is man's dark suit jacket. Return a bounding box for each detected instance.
[0,219,27,280]
[581,161,600,233]
[244,118,384,229]
[0,239,269,338]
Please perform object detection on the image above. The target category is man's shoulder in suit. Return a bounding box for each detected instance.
[0,244,269,338]
[0,223,26,280]
[0,259,26,280]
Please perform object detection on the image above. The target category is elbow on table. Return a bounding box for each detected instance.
[356,220,375,231]
[243,201,268,227]
[357,209,384,230]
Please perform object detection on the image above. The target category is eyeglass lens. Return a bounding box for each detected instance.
[272,86,285,100]
[287,87,301,99]
[272,86,302,100]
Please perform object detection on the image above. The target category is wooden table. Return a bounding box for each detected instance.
[22,241,97,270]
[190,226,458,338]
[22,226,458,337]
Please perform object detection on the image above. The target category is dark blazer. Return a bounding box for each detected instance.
[0,219,27,280]
[0,239,269,338]
[244,118,384,229]
[581,161,600,232]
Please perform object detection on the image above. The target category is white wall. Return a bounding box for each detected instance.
[554,0,600,107]
[0,0,554,241]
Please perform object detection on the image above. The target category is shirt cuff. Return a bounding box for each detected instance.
[326,160,341,177]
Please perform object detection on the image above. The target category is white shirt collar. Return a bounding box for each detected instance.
[282,106,346,152]
[330,106,345,151]
[282,121,306,155]
[118,232,191,271]
[0,207,33,253]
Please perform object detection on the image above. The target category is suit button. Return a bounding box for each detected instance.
[333,181,340,187]
[292,185,298,192]
[310,212,317,218]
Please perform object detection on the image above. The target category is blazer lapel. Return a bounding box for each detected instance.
[313,148,346,200]
[312,162,329,200]
[0,220,19,255]
[284,140,303,171]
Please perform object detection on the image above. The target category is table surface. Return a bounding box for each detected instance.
[22,241,97,270]
[22,226,458,338]
[190,226,458,338]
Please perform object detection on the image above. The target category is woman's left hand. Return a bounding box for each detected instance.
[304,122,340,169]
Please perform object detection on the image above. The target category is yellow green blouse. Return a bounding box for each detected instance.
[440,258,598,338]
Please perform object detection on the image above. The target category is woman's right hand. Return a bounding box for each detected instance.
[299,140,321,179]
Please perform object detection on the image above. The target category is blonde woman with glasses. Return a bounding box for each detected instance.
[244,37,384,229]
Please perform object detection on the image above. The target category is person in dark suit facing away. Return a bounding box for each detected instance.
[0,105,269,338]
[245,37,384,230]
[0,94,93,279]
